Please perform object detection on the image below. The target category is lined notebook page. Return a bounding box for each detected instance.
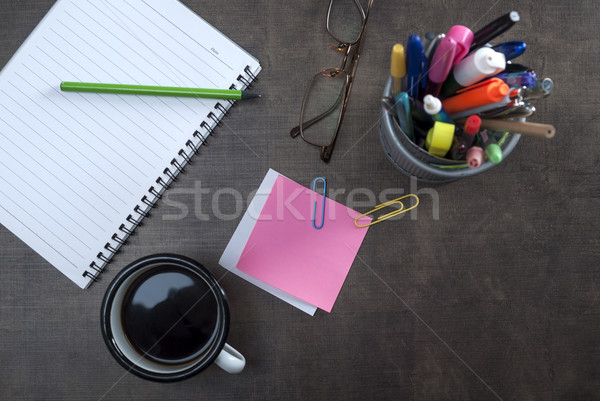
[0,0,260,288]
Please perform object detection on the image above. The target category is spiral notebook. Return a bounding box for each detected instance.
[0,0,260,288]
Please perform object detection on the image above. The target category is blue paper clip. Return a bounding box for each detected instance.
[312,177,326,229]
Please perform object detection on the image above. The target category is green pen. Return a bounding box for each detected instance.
[60,82,261,100]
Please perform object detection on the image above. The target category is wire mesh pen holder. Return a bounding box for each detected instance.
[378,77,521,183]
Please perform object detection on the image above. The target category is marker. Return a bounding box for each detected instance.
[445,25,474,65]
[466,146,485,168]
[423,35,457,97]
[60,81,261,99]
[521,78,553,100]
[390,44,406,96]
[393,92,414,141]
[479,130,502,164]
[442,78,509,115]
[494,70,537,88]
[406,35,428,99]
[450,115,480,160]
[462,118,556,139]
[423,95,454,123]
[448,86,519,120]
[425,121,455,157]
[470,11,520,52]
[441,47,506,97]
[491,41,526,61]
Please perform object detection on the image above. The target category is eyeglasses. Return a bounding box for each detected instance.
[290,0,373,162]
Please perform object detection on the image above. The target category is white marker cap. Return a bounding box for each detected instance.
[453,47,506,87]
[423,95,442,115]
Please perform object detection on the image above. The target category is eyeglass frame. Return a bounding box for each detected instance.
[290,0,374,162]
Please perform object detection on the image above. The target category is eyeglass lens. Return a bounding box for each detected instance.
[327,0,366,44]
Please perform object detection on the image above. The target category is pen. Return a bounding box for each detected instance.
[491,41,526,61]
[442,78,509,115]
[521,78,553,100]
[494,70,537,88]
[60,82,261,100]
[423,35,457,98]
[470,11,520,52]
[479,130,502,164]
[493,103,535,119]
[406,35,428,99]
[478,100,535,119]
[390,44,406,96]
[441,47,506,97]
[504,63,531,73]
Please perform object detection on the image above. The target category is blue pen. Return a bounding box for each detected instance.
[405,35,428,99]
[491,41,526,61]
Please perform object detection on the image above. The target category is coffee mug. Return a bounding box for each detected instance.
[100,254,245,381]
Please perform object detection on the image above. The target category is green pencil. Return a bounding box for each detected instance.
[60,81,261,100]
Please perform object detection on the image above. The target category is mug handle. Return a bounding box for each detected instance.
[215,343,245,374]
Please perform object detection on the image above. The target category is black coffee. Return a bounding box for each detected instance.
[121,265,220,365]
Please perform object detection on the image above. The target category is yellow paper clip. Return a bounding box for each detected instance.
[354,194,420,228]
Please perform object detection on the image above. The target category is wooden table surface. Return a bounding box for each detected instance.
[1,1,598,400]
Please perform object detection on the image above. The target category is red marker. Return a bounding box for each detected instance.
[451,115,481,160]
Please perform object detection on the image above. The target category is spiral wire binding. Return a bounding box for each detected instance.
[215,102,228,116]
[207,112,222,127]
[227,84,237,107]
[83,65,258,282]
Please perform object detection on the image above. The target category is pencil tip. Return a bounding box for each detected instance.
[242,91,261,99]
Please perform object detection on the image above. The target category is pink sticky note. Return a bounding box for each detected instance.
[236,174,371,313]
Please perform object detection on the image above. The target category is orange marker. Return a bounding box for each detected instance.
[441,78,509,114]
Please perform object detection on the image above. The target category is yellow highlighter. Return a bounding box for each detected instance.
[425,121,455,157]
[390,44,406,96]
